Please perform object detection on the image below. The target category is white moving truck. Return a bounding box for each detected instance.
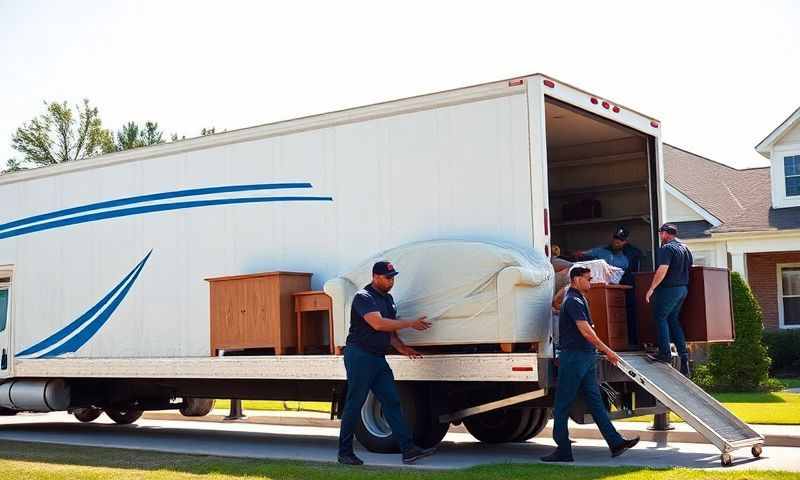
[0,74,761,464]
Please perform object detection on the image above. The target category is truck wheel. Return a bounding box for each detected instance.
[515,407,551,442]
[180,398,216,417]
[105,408,143,425]
[73,407,103,423]
[355,383,447,453]
[463,407,532,443]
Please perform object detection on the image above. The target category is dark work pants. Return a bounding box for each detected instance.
[553,350,624,455]
[338,345,412,456]
[652,286,689,360]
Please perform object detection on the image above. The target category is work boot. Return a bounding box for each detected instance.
[611,436,640,457]
[402,445,436,464]
[646,352,671,364]
[337,454,364,466]
[540,448,574,462]
[680,356,691,377]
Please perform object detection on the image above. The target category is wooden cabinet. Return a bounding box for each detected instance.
[293,291,334,354]
[205,272,311,356]
[634,266,734,344]
[585,284,631,350]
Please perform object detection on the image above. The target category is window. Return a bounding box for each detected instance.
[785,155,800,197]
[778,264,800,328]
[0,288,7,333]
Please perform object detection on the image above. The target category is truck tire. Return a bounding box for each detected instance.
[73,407,103,423]
[105,408,143,425]
[355,383,448,453]
[180,398,216,417]
[463,407,531,443]
[515,407,550,442]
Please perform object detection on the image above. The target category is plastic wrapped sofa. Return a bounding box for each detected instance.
[323,240,555,349]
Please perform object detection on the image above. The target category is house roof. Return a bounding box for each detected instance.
[755,106,800,158]
[663,144,800,234]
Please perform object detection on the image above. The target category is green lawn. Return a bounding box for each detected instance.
[214,399,332,413]
[0,441,797,480]
[779,378,800,389]
[628,391,800,425]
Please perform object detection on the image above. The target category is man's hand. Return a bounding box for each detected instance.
[646,288,654,304]
[605,349,621,366]
[397,344,423,360]
[408,316,432,331]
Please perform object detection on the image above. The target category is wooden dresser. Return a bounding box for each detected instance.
[585,284,631,350]
[205,271,312,356]
[634,266,734,344]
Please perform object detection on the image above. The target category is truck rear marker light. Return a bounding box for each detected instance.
[512,366,534,372]
[613,106,620,113]
[651,121,660,128]
[543,208,549,235]
[543,79,555,88]
[590,97,599,105]
[509,79,524,87]
[602,101,610,109]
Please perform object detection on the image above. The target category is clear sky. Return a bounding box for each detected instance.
[1,0,798,169]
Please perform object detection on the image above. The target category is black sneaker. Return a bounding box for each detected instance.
[402,445,436,464]
[337,454,364,466]
[540,449,574,462]
[611,436,640,458]
[646,353,671,364]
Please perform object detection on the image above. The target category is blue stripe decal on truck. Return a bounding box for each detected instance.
[0,182,313,232]
[0,195,332,240]
[16,251,152,358]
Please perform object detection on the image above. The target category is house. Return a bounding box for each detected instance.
[663,107,800,330]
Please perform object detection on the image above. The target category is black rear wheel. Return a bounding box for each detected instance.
[354,383,448,453]
[73,407,103,423]
[463,407,532,443]
[515,407,551,442]
[105,408,143,425]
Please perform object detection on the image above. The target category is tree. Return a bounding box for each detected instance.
[2,158,26,174]
[10,99,113,168]
[107,121,165,152]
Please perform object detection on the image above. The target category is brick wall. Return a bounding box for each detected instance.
[746,251,800,330]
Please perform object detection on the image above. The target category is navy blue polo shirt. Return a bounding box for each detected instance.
[656,239,693,288]
[346,284,397,355]
[558,287,595,352]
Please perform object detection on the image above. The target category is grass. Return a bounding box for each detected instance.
[627,391,800,425]
[214,400,332,413]
[778,378,800,389]
[0,441,798,480]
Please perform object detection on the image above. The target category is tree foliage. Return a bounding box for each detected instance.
[9,99,112,169]
[108,121,164,152]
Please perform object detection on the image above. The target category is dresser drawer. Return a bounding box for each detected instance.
[296,293,332,312]
[606,291,626,308]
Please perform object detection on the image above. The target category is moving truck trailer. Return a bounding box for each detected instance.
[0,74,762,464]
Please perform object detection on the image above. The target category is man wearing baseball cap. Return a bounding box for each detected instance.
[645,224,694,376]
[582,226,643,344]
[337,261,436,466]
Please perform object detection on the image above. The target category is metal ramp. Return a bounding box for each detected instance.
[618,353,764,466]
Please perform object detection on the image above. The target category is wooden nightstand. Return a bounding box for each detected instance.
[293,291,334,354]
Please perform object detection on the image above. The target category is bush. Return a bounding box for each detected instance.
[762,329,800,375]
[703,272,772,391]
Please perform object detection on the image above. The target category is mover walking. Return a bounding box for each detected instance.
[337,261,436,465]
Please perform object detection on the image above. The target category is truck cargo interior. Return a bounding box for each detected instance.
[544,98,658,270]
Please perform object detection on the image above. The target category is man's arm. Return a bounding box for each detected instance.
[390,333,423,359]
[646,265,669,303]
[575,320,621,366]
[362,312,431,332]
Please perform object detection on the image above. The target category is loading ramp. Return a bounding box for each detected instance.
[618,353,764,466]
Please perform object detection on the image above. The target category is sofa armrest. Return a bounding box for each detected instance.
[323,277,358,348]
[497,265,551,289]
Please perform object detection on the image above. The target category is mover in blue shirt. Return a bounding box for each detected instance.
[645,224,694,376]
[541,266,640,463]
[338,261,437,466]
